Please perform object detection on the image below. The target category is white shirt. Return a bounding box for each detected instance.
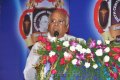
[23,33,85,80]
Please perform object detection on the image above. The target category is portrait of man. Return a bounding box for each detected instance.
[23,14,31,36]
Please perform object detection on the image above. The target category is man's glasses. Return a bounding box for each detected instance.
[49,19,65,25]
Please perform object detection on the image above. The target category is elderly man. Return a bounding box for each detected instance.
[23,9,85,80]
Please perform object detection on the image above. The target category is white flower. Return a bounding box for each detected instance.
[84,62,90,68]
[80,48,86,53]
[63,41,70,47]
[105,40,110,44]
[70,46,76,51]
[93,64,98,69]
[64,52,69,57]
[95,49,103,56]
[86,48,91,53]
[97,40,102,45]
[49,51,56,57]
[104,47,110,53]
[64,52,72,61]
[103,55,110,62]
[118,57,120,62]
[51,37,57,42]
[72,59,77,65]
[77,38,86,44]
[75,44,82,51]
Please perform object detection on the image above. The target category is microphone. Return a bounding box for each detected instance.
[54,31,59,37]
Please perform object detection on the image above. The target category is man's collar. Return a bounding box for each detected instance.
[47,32,67,41]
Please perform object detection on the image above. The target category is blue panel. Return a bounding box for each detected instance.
[69,0,102,40]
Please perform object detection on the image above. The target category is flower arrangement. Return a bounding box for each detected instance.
[35,36,120,80]
[27,0,63,8]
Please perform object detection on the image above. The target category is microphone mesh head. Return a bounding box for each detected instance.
[54,31,59,37]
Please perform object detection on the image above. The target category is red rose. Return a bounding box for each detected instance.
[51,69,57,74]
[110,72,113,77]
[46,41,51,46]
[85,54,92,60]
[115,65,119,69]
[49,55,58,64]
[108,52,113,57]
[117,68,120,72]
[112,73,118,79]
[38,36,47,43]
[42,60,47,64]
[112,47,120,53]
[57,45,62,51]
[60,58,66,65]
[113,54,120,60]
[104,62,109,67]
[48,0,56,2]
[41,55,48,64]
[42,55,48,60]
[41,37,47,43]
[38,36,43,41]
[109,72,118,79]
[45,45,52,51]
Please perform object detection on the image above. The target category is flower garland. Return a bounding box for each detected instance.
[26,0,63,8]
[35,36,120,80]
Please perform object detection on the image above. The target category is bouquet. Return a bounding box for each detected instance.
[35,36,120,80]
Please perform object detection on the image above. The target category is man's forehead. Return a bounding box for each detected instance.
[51,11,66,19]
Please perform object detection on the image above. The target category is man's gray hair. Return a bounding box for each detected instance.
[48,9,69,28]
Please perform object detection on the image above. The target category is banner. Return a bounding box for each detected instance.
[1,0,120,80]
[94,0,120,42]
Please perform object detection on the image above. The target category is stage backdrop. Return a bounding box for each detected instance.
[0,0,119,80]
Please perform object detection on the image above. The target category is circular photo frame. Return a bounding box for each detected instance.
[33,8,54,33]
[33,12,50,32]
